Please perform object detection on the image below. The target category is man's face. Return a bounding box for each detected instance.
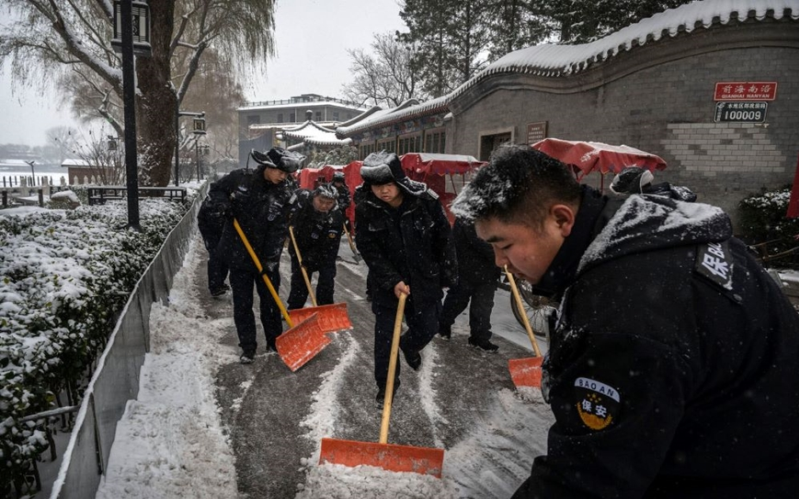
[476,214,568,284]
[263,167,287,184]
[371,182,403,208]
[312,195,336,213]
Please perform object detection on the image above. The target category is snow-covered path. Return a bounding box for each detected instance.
[95,233,554,498]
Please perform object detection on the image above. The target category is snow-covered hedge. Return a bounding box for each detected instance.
[0,197,192,488]
[738,187,799,267]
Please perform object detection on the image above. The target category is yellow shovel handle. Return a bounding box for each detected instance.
[505,266,541,358]
[233,218,293,328]
[343,223,360,255]
[288,226,318,307]
[380,292,407,444]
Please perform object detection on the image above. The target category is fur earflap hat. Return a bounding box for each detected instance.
[313,183,338,200]
[360,151,428,197]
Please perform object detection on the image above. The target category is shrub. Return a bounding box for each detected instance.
[0,196,193,492]
[737,186,799,268]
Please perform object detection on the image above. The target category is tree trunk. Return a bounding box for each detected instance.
[135,0,177,186]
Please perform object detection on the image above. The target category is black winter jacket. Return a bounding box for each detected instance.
[288,189,344,270]
[355,186,457,305]
[515,187,799,498]
[197,181,226,241]
[452,217,500,285]
[209,166,295,272]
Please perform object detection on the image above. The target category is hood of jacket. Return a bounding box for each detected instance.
[578,194,733,276]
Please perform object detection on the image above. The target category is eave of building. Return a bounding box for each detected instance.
[336,97,450,138]
[448,0,799,103]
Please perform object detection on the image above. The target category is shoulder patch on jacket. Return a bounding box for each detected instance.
[574,377,620,431]
[695,241,734,291]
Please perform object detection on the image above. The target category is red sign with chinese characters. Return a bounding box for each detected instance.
[714,82,777,101]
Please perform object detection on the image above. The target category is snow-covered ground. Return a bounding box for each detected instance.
[93,235,551,498]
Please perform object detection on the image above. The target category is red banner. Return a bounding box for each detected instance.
[787,154,799,218]
[714,82,777,101]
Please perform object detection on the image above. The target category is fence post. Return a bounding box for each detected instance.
[38,189,44,207]
[2,191,6,208]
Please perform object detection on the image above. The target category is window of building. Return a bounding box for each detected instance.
[316,111,322,121]
[247,115,261,126]
[277,113,284,123]
[397,133,422,155]
[359,142,376,159]
[333,111,340,121]
[377,138,396,153]
[424,128,446,154]
[478,129,514,161]
[347,114,352,120]
[290,112,296,122]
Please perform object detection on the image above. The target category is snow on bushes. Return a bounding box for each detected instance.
[0,197,191,488]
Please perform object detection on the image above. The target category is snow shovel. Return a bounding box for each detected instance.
[342,222,362,263]
[505,266,544,389]
[287,226,352,334]
[318,293,445,477]
[233,218,331,371]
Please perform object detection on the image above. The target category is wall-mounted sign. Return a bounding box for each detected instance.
[714,101,768,123]
[527,121,548,145]
[714,82,777,101]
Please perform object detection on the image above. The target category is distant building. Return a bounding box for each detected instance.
[237,94,365,167]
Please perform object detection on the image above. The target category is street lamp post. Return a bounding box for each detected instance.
[112,0,151,230]
[24,160,35,185]
[174,111,205,185]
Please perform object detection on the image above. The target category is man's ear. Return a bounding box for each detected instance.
[550,203,576,237]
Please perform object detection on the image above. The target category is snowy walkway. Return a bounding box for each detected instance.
[95,232,554,498]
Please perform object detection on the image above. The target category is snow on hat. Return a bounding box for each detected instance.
[266,147,304,173]
[360,151,406,185]
[332,171,345,182]
[313,183,338,200]
[610,167,654,195]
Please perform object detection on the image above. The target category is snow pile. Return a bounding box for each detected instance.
[95,239,239,498]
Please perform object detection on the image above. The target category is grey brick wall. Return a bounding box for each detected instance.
[448,22,799,228]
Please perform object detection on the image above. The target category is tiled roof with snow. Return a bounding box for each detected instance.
[336,96,449,137]
[450,0,799,100]
[338,0,797,138]
[282,121,352,147]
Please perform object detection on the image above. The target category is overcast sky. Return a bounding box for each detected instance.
[0,0,406,147]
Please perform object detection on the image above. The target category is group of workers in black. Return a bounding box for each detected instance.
[198,145,799,498]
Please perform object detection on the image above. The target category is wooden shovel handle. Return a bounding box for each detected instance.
[233,218,293,328]
[289,226,318,307]
[504,266,542,358]
[380,292,407,444]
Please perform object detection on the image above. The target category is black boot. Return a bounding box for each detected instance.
[468,337,499,352]
[439,325,452,340]
[401,346,422,370]
[376,381,400,404]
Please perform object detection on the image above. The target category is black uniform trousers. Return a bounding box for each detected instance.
[371,295,440,389]
[228,266,282,353]
[287,255,337,310]
[203,232,229,293]
[440,280,496,342]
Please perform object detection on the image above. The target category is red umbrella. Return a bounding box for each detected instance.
[532,138,667,182]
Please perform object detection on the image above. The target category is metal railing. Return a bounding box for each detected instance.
[243,95,363,108]
[44,183,206,499]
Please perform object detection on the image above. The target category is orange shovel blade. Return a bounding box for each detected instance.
[276,313,331,372]
[289,303,352,334]
[509,357,543,388]
[319,437,444,478]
